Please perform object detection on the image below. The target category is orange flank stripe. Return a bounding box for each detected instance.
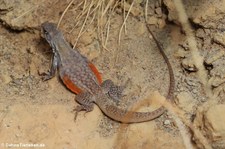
[62,75,82,94]
[88,62,102,84]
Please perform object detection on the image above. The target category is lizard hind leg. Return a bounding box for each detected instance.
[101,79,124,104]
[74,92,94,121]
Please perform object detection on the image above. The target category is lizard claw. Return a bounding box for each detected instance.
[39,71,54,81]
[73,105,84,122]
[73,104,94,122]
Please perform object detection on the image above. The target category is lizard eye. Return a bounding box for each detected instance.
[43,30,48,35]
[43,30,51,41]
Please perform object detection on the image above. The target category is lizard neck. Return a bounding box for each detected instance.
[54,36,74,59]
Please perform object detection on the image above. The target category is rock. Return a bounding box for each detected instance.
[155,7,162,17]
[204,105,225,146]
[181,56,198,72]
[164,119,171,125]
[176,91,196,112]
[157,19,166,28]
[0,74,12,84]
[164,0,225,29]
[210,77,225,88]
[190,1,225,29]
[0,0,13,13]
[163,0,179,24]
[135,22,145,36]
[213,32,225,48]
[204,48,225,65]
[120,1,143,17]
[146,16,158,25]
[79,40,100,60]
[127,0,143,4]
[205,105,225,134]
[79,30,96,46]
[195,29,205,39]
[0,0,38,30]
[174,48,189,58]
[155,0,161,8]
[0,0,70,30]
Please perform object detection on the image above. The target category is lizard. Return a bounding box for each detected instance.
[41,22,175,123]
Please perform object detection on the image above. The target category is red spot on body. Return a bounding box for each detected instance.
[88,62,102,84]
[62,75,82,94]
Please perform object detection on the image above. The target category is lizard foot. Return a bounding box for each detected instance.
[73,105,94,121]
[74,92,94,121]
[39,71,55,81]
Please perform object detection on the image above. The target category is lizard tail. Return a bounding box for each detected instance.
[146,25,175,102]
[96,26,174,123]
[99,104,165,123]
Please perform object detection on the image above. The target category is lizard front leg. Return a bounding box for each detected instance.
[42,53,59,81]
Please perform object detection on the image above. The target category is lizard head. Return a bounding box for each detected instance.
[41,22,60,43]
[41,22,64,53]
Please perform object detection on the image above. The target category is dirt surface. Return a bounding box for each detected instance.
[0,0,225,149]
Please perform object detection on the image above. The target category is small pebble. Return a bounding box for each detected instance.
[164,119,171,125]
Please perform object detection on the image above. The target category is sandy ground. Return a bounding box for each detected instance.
[0,0,225,149]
